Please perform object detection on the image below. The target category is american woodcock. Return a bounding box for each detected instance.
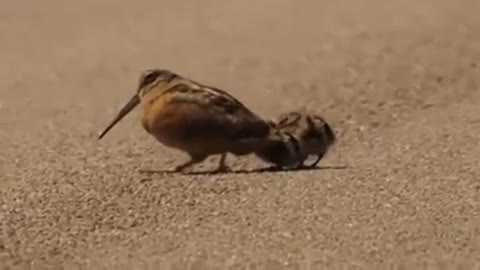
[98,69,273,173]
[255,111,337,170]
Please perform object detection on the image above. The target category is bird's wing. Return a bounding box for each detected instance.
[201,85,271,140]
[161,82,271,140]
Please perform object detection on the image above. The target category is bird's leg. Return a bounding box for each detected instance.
[305,152,326,168]
[174,153,208,173]
[214,153,231,173]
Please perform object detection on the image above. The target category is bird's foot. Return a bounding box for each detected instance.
[174,154,208,174]
[174,164,189,173]
[213,163,232,174]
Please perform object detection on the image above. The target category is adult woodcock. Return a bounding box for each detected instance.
[98,69,272,173]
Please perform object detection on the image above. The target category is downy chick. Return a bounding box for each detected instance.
[255,111,336,169]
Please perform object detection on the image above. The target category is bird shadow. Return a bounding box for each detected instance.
[138,165,349,176]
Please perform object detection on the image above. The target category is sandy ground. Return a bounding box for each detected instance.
[1,0,480,269]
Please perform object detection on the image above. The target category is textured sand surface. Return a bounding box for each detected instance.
[1,0,480,269]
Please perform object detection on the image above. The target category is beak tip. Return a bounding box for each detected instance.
[97,94,139,141]
[98,132,106,140]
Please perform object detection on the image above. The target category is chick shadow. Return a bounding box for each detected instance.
[138,165,349,176]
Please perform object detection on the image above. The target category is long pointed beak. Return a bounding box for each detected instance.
[98,94,140,140]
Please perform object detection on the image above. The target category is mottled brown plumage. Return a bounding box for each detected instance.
[98,69,272,173]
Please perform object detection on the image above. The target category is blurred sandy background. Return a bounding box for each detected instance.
[1,0,479,269]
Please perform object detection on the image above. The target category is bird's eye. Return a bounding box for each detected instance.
[138,71,159,91]
[144,73,158,85]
